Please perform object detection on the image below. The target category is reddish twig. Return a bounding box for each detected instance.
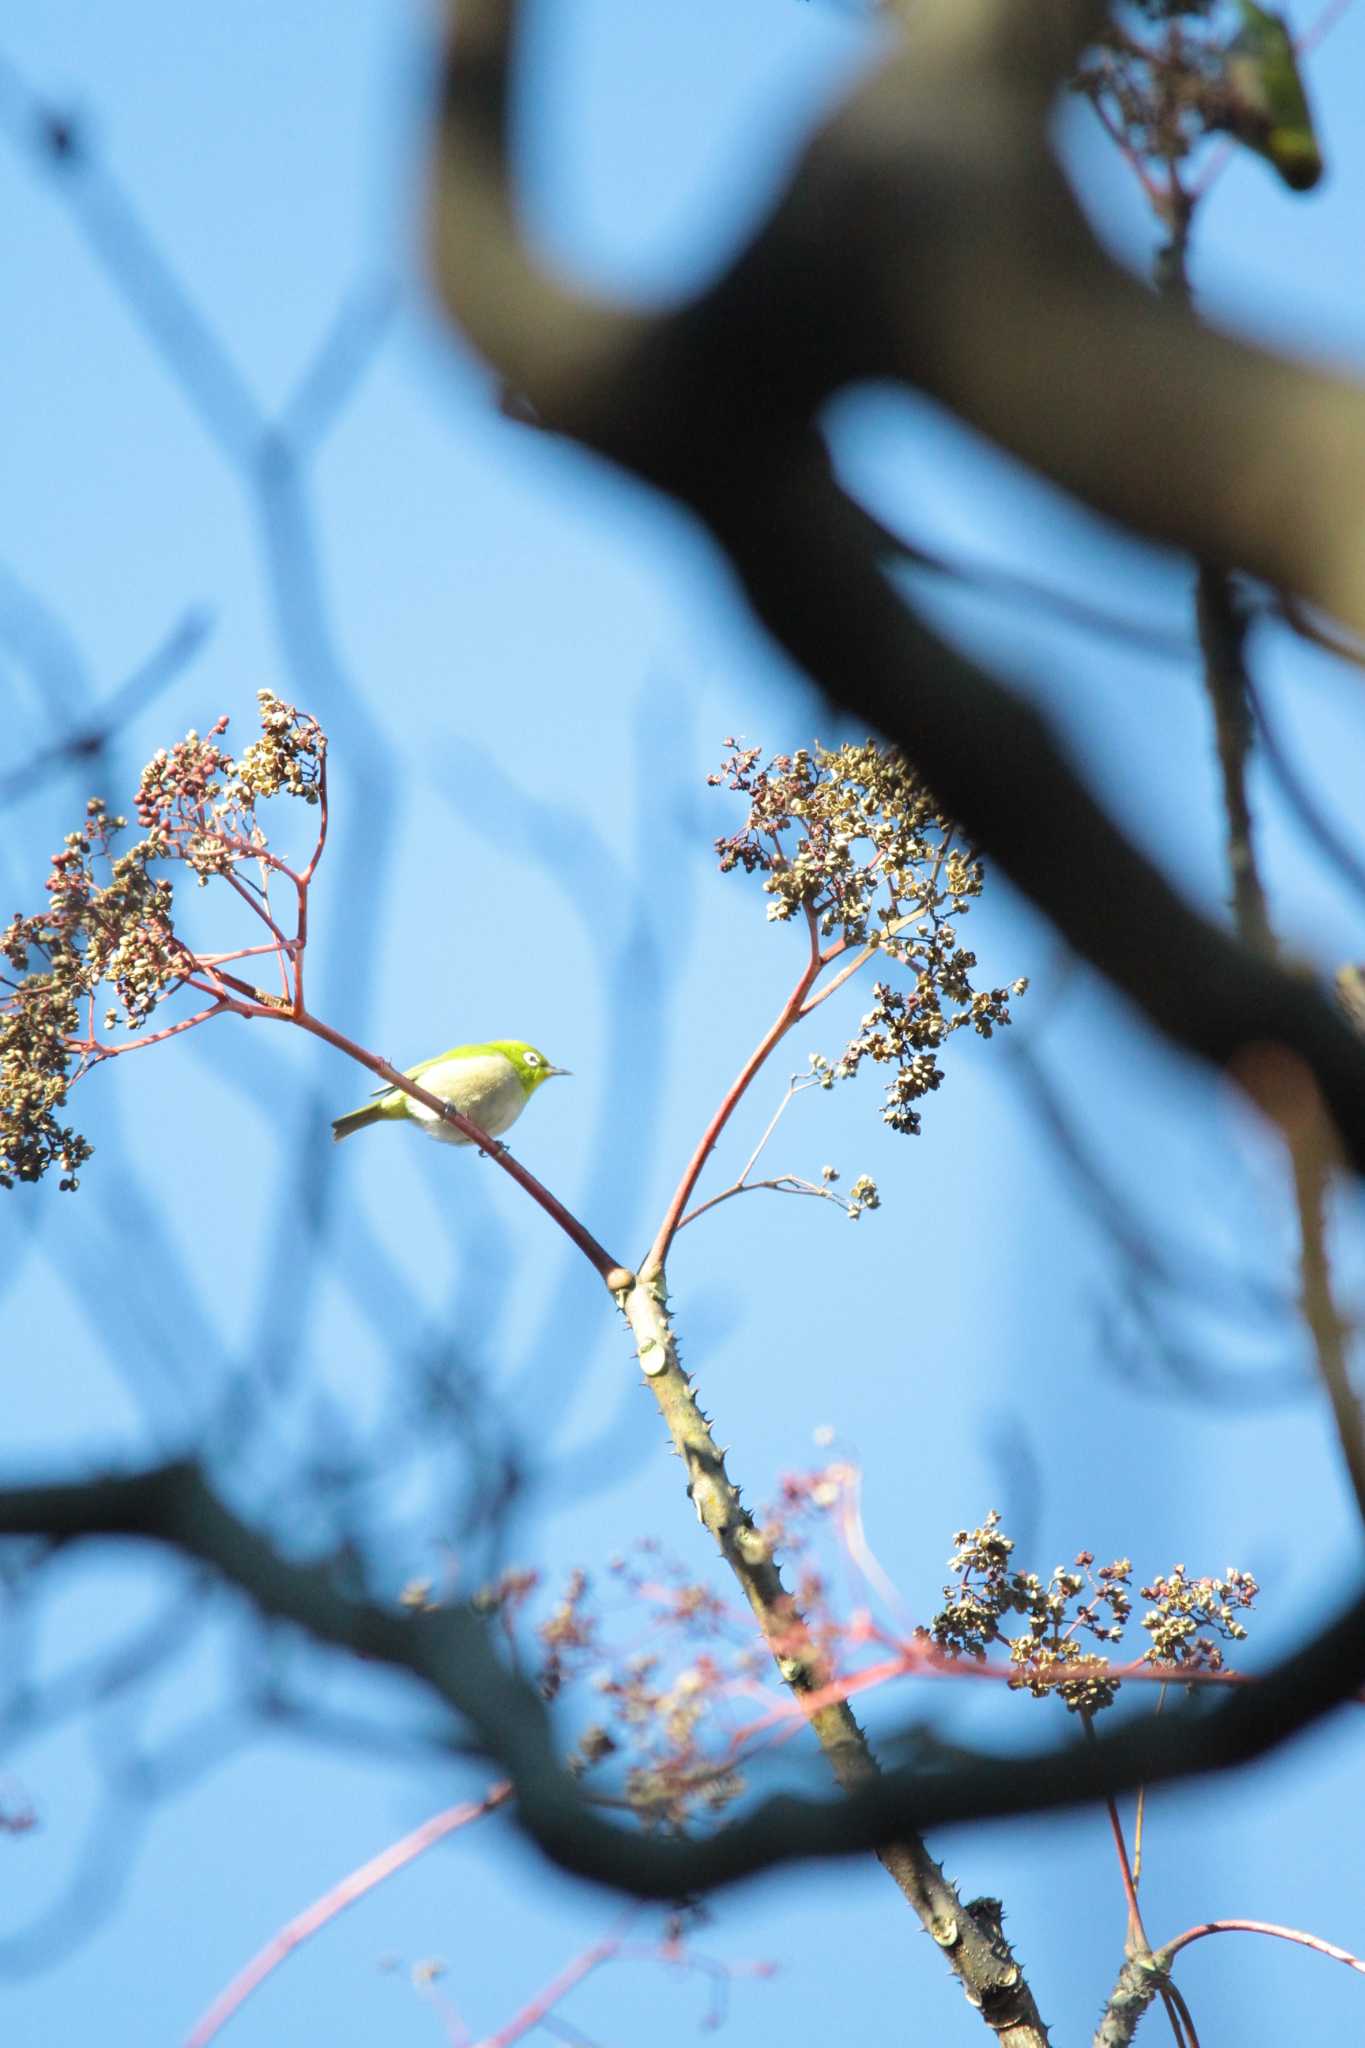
[1162,1918,1365,1975]
[291,748,328,1012]
[1092,1726,1146,1946]
[677,1170,853,1232]
[642,930,825,1275]
[478,1920,635,2048]
[1162,1978,1199,2048]
[184,1784,512,2047]
[69,998,236,1068]
[469,1915,774,2048]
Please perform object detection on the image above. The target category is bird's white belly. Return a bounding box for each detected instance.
[410,1054,525,1146]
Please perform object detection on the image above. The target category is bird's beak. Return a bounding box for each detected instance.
[546,1064,571,1078]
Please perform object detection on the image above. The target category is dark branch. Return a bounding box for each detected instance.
[2,1459,1362,1902]
[427,2,1365,1189]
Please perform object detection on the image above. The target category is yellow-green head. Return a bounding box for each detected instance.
[331,1039,569,1146]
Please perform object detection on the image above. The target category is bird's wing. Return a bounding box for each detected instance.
[367,1046,467,1098]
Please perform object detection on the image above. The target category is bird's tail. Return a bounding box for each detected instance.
[331,1103,388,1143]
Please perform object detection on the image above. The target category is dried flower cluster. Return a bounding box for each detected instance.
[921,1512,1257,1716]
[712,739,1025,1135]
[468,1544,757,1831]
[464,1465,892,1837]
[1138,1562,1258,1671]
[836,969,1020,1137]
[2,796,165,1189]
[2,693,324,1189]
[711,739,959,943]
[820,1163,880,1221]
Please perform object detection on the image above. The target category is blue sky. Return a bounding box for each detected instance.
[4,3,1365,2043]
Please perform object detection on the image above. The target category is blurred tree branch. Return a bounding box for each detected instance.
[0,1455,1362,1904]
[427,0,1365,1177]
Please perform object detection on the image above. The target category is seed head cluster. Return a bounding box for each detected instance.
[469,1545,751,1829]
[921,1512,1257,1716]
[711,739,1025,1134]
[2,693,324,1189]
[1138,1563,1258,1673]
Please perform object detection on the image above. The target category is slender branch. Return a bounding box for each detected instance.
[1162,1981,1198,2048]
[643,950,823,1276]
[186,1786,512,2048]
[869,500,1194,661]
[68,999,234,1063]
[1161,1918,1365,1973]
[673,1191,768,1241]
[194,943,288,970]
[188,830,303,892]
[797,918,920,1018]
[1130,1685,1166,1889]
[1287,1097,1365,1526]
[803,897,822,974]
[1086,1741,1201,2048]
[1197,568,1276,958]
[292,751,328,1012]
[734,1073,807,1186]
[220,865,294,954]
[188,964,281,1011]
[1097,1913,1365,2047]
[481,1923,632,2048]
[277,279,397,457]
[674,1074,822,1233]
[1099,1777,1145,1947]
[678,1173,851,1234]
[799,939,871,1015]
[62,891,623,1280]
[1193,554,1365,1523]
[1085,82,1169,212]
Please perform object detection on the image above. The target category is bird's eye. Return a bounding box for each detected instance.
[526,1052,541,1067]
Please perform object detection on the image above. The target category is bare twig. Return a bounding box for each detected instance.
[186,1786,512,2048]
[643,938,825,1276]
[674,1073,872,1232]
[1162,1917,1365,1974]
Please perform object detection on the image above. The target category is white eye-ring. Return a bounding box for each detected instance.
[525,1052,541,1067]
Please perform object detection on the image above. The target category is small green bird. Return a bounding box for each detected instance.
[1222,0,1323,192]
[331,1040,569,1147]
